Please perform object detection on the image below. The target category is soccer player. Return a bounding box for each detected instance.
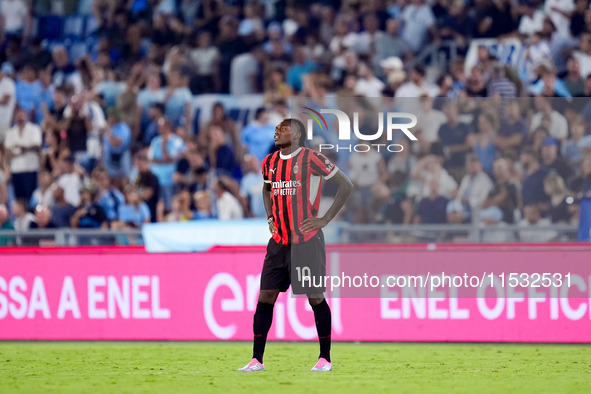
[239,118,353,372]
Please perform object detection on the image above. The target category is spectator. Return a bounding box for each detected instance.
[30,205,56,229]
[545,0,575,38]
[218,15,250,93]
[160,192,192,222]
[477,206,510,243]
[173,148,205,192]
[348,145,388,209]
[241,108,275,164]
[287,45,317,93]
[207,124,236,177]
[137,73,165,133]
[193,190,214,220]
[535,65,571,98]
[115,74,141,139]
[475,0,518,39]
[416,96,447,146]
[395,64,438,98]
[30,171,55,207]
[189,31,220,94]
[148,117,184,208]
[4,106,42,201]
[328,15,357,61]
[561,115,591,167]
[467,110,497,175]
[570,154,591,197]
[414,179,448,224]
[15,64,41,121]
[574,33,591,85]
[530,97,568,141]
[483,158,520,224]
[387,138,417,175]
[456,154,494,221]
[495,100,527,155]
[375,19,410,73]
[0,150,7,204]
[50,46,81,92]
[524,33,551,83]
[51,186,76,228]
[202,102,240,152]
[487,64,517,98]
[466,65,487,97]
[410,155,458,200]
[0,203,15,245]
[116,185,151,227]
[530,125,550,157]
[0,65,16,145]
[230,46,265,95]
[354,63,385,97]
[143,103,165,147]
[70,183,107,229]
[544,172,577,224]
[56,155,82,207]
[103,108,132,188]
[518,204,556,242]
[94,166,125,223]
[541,137,573,182]
[40,86,67,136]
[563,57,585,97]
[354,13,383,58]
[400,0,436,54]
[437,102,472,181]
[520,147,550,211]
[0,0,30,39]
[267,99,290,126]
[11,198,35,231]
[570,0,588,37]
[517,2,545,37]
[134,153,160,223]
[263,68,293,105]
[446,199,465,224]
[164,68,192,127]
[214,177,243,220]
[40,130,63,175]
[240,154,265,218]
[62,94,93,163]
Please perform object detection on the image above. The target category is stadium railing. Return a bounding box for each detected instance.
[0,228,143,247]
[0,224,580,247]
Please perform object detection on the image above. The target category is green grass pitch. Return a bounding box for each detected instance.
[1,342,590,393]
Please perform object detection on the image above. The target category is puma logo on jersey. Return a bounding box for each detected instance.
[270,168,276,174]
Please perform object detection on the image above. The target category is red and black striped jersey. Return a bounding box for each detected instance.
[262,147,339,245]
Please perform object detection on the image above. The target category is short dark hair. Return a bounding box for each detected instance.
[151,102,165,114]
[289,118,306,147]
[413,64,426,77]
[522,146,539,162]
[255,107,267,120]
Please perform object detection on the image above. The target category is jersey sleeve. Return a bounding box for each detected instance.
[262,154,271,183]
[309,151,339,180]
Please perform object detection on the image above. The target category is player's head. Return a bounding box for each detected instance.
[274,118,306,148]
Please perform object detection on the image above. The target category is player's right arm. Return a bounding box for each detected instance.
[262,154,277,235]
[262,182,276,234]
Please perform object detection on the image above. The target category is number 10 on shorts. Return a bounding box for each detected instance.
[296,266,312,286]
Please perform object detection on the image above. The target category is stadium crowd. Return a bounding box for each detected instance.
[0,0,591,243]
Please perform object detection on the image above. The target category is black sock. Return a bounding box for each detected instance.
[312,300,331,362]
[253,302,274,364]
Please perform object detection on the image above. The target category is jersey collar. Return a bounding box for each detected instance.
[279,147,302,160]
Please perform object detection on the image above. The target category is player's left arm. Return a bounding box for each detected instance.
[299,169,353,233]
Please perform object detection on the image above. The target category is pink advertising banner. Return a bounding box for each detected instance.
[0,247,590,342]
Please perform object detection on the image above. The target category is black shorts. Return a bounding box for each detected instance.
[260,230,326,295]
